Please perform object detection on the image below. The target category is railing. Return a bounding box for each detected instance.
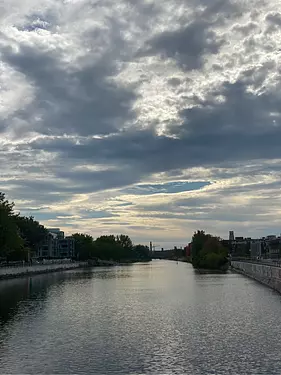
[0,259,74,268]
[231,258,281,267]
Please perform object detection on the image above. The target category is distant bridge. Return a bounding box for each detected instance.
[151,250,175,259]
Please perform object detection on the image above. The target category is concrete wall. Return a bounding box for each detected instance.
[0,262,88,280]
[231,261,281,293]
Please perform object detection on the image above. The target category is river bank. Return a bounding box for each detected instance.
[0,258,151,280]
[175,257,229,272]
[231,260,281,294]
[0,262,89,280]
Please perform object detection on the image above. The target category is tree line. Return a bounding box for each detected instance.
[72,233,151,261]
[0,192,150,262]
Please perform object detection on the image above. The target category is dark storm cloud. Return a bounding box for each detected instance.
[265,12,281,26]
[177,79,281,136]
[265,12,281,34]
[138,20,223,71]
[56,168,144,192]
[3,167,144,197]
[137,0,238,71]
[20,72,281,196]
[1,41,137,136]
[30,74,281,170]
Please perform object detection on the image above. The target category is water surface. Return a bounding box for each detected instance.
[0,260,281,374]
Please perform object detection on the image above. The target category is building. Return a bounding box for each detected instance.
[227,230,281,259]
[48,228,65,239]
[250,241,262,259]
[37,228,75,259]
[37,232,55,258]
[229,231,234,242]
[184,243,192,257]
[57,236,75,258]
[266,237,280,259]
[235,236,245,242]
[266,235,277,241]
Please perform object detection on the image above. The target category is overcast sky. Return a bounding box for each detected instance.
[1,0,281,248]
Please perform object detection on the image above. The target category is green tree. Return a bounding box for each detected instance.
[191,230,228,270]
[202,252,222,269]
[94,234,136,261]
[133,244,151,260]
[0,193,23,260]
[95,235,122,260]
[116,234,133,259]
[14,215,47,256]
[72,233,95,260]
[116,234,133,251]
[73,232,149,262]
[200,237,228,269]
[191,230,210,267]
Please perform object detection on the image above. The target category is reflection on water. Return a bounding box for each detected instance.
[0,269,91,325]
[0,261,281,374]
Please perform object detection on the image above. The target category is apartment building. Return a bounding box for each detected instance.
[37,228,75,259]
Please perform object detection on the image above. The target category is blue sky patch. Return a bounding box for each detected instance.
[80,210,118,219]
[17,14,51,32]
[125,181,211,195]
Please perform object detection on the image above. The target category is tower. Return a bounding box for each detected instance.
[229,231,234,242]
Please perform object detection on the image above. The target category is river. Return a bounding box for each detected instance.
[0,260,281,374]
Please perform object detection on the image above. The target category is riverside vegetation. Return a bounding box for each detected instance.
[1,191,228,267]
[191,230,229,270]
[0,192,150,263]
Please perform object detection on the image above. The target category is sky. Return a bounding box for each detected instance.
[1,0,281,248]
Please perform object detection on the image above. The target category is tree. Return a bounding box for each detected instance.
[14,215,47,255]
[0,193,23,259]
[69,232,150,262]
[200,237,228,269]
[191,230,211,267]
[94,234,136,261]
[191,230,228,270]
[72,233,95,260]
[95,235,122,260]
[133,244,151,260]
[116,234,133,259]
[116,234,133,251]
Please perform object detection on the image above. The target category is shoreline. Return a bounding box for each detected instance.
[0,259,152,281]
[0,262,89,281]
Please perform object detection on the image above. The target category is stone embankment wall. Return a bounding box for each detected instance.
[0,262,88,280]
[231,261,281,293]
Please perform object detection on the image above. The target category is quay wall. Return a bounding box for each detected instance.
[231,261,281,293]
[0,262,88,280]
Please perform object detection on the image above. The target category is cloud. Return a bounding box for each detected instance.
[138,19,223,71]
[2,0,281,246]
[1,42,137,137]
[136,0,239,71]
